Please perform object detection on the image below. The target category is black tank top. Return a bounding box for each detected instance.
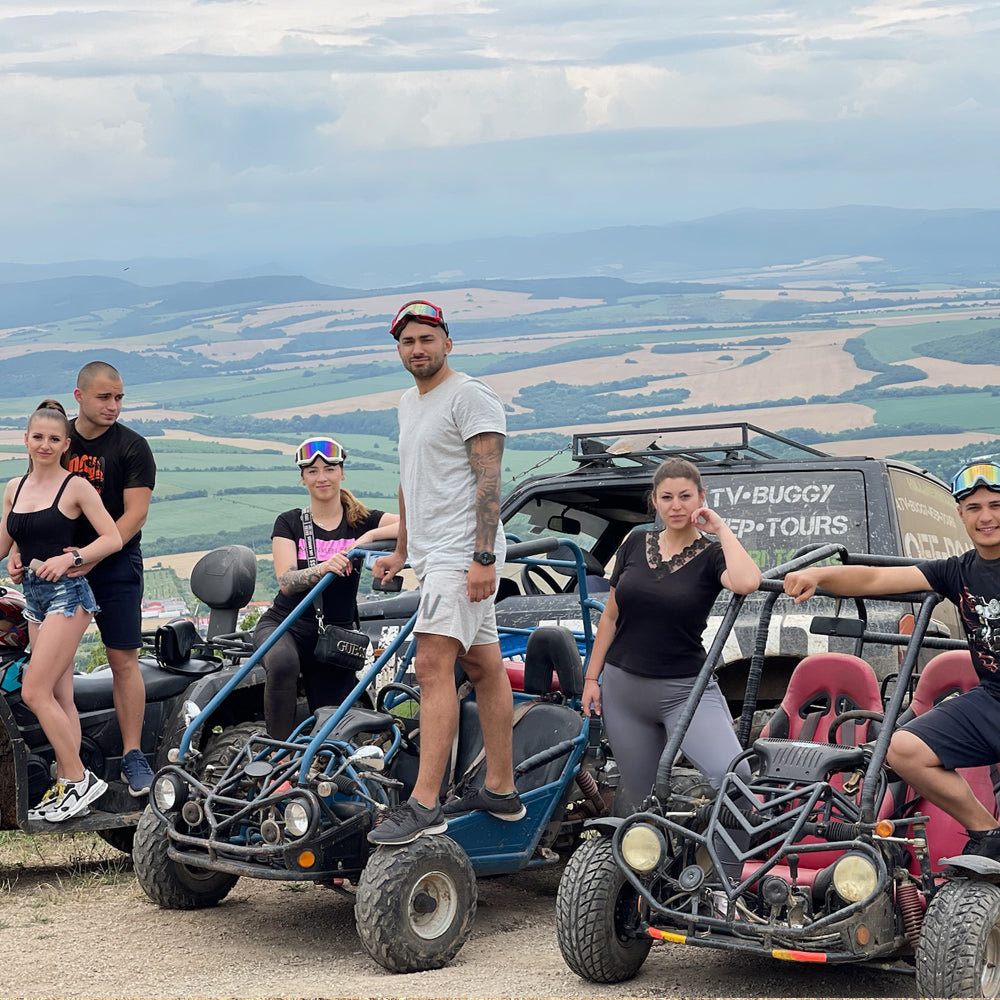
[6,474,80,567]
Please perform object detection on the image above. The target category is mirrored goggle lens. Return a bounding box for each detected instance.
[296,440,344,466]
[390,301,445,338]
[951,462,1000,498]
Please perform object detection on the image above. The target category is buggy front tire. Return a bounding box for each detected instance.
[133,806,238,909]
[916,878,1000,998]
[355,836,476,973]
[556,834,652,983]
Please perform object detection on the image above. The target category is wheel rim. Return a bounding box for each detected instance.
[406,869,459,941]
[982,919,1000,997]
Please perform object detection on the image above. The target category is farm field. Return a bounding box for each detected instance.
[2,275,999,580]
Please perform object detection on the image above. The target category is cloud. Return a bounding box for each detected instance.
[1,1,999,266]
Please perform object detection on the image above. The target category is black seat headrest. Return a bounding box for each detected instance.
[523,626,584,698]
[190,545,257,609]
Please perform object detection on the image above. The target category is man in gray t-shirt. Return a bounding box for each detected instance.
[370,300,524,845]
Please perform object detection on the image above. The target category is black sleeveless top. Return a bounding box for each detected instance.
[6,474,79,567]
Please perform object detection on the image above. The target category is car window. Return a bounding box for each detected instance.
[703,470,869,571]
[888,467,970,560]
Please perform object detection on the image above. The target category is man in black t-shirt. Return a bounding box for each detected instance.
[65,362,156,797]
[783,460,1000,858]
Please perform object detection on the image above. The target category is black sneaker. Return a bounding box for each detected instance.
[962,829,1000,861]
[368,797,448,846]
[45,771,109,823]
[121,749,155,797]
[443,785,526,821]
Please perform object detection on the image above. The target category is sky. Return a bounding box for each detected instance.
[3,0,1000,273]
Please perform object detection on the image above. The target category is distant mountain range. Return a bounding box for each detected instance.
[2,205,1000,292]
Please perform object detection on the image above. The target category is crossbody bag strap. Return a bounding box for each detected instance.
[300,508,325,629]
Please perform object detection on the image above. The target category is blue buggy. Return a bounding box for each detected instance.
[132,537,616,972]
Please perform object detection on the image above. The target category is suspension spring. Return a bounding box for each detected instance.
[897,879,923,949]
[576,769,607,816]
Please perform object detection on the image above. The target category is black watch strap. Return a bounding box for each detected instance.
[472,550,496,566]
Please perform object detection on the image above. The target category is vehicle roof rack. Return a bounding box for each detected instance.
[571,422,831,468]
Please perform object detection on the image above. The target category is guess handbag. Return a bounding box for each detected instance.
[301,509,370,673]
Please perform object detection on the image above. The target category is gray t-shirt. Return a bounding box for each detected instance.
[398,371,507,578]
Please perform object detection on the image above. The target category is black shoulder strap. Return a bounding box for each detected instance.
[300,509,325,628]
[52,473,76,506]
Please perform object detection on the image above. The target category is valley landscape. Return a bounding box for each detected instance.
[2,211,1000,599]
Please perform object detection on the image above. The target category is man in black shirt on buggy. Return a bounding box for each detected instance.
[783,459,1000,859]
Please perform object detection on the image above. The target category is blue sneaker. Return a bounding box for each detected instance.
[121,749,155,797]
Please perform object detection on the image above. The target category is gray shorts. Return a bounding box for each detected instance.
[415,570,499,653]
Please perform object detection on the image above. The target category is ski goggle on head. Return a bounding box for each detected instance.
[295,437,347,468]
[389,300,449,341]
[950,460,1000,501]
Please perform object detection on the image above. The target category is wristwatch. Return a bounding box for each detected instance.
[472,550,496,566]
[70,549,83,568]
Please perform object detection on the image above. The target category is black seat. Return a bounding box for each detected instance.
[451,626,585,796]
[73,657,194,713]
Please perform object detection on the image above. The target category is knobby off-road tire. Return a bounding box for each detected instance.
[198,720,265,783]
[132,805,238,909]
[556,834,652,983]
[97,826,136,855]
[916,879,1000,998]
[354,836,477,973]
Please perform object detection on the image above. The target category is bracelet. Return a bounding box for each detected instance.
[584,675,600,682]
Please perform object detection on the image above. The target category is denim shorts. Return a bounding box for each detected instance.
[21,569,100,624]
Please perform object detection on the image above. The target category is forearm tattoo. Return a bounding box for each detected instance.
[466,432,504,549]
[279,565,328,593]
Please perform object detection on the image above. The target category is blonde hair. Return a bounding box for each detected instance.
[341,488,370,528]
[27,399,71,472]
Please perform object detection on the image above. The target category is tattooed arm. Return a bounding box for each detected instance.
[273,535,352,596]
[465,431,504,602]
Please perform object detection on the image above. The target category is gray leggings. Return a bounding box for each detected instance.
[601,663,748,810]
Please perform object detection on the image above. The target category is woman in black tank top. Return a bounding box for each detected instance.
[0,400,123,822]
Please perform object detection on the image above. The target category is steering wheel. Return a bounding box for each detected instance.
[520,563,563,595]
[826,709,883,744]
[376,682,421,713]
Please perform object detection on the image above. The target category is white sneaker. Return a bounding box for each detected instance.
[27,781,68,821]
[45,771,108,823]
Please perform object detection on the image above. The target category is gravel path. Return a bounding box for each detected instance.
[1,838,919,999]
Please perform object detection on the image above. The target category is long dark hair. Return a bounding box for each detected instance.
[27,399,71,473]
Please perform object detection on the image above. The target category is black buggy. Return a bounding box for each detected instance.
[556,544,1000,999]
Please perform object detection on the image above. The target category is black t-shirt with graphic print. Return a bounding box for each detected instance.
[919,549,1000,697]
[266,506,384,639]
[606,530,728,679]
[68,420,156,553]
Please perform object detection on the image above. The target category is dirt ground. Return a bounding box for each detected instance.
[0,833,918,999]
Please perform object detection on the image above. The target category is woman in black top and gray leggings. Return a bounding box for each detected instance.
[1,400,122,822]
[582,457,761,812]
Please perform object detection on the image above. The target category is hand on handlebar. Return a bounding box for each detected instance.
[319,553,353,577]
[783,569,819,604]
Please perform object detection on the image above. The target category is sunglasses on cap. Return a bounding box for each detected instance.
[389,300,449,341]
[295,438,347,467]
[950,460,1000,501]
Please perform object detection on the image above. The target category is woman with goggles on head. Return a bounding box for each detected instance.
[253,437,399,739]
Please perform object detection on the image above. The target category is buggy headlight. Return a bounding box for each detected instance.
[284,800,312,838]
[832,853,878,902]
[621,824,666,873]
[153,774,187,813]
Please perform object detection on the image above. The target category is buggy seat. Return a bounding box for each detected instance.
[747,651,883,886]
[890,650,998,871]
[453,626,584,796]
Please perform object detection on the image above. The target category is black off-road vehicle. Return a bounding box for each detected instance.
[359,422,970,711]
